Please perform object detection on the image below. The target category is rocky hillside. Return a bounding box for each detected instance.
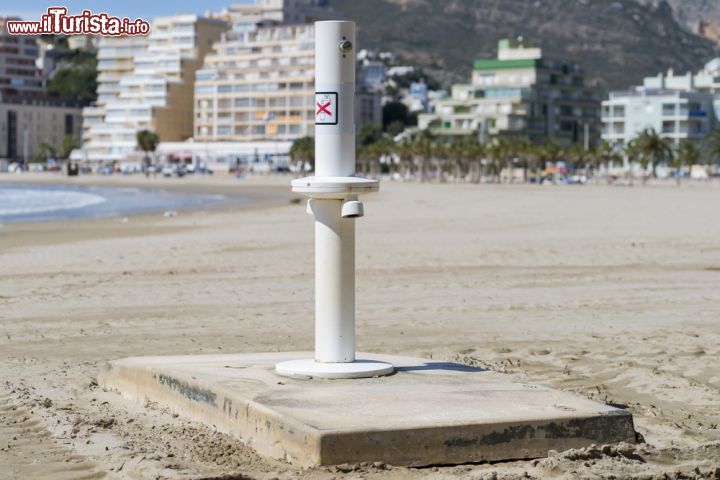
[642,0,720,44]
[327,0,719,91]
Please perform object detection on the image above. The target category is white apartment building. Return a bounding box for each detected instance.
[78,35,146,161]
[601,88,716,146]
[195,23,315,141]
[192,0,342,143]
[75,15,228,163]
[643,59,720,117]
[194,22,380,142]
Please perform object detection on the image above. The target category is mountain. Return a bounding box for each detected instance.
[326,0,720,92]
[641,0,720,44]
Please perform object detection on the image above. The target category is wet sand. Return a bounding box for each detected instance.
[0,175,719,479]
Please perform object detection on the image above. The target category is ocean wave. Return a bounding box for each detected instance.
[0,188,107,216]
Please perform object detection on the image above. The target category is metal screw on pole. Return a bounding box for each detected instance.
[275,21,394,379]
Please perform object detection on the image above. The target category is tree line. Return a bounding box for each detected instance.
[291,125,720,185]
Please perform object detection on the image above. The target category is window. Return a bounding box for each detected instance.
[196,71,217,81]
[64,114,74,135]
[196,85,215,94]
[234,98,255,107]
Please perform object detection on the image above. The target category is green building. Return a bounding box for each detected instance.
[418,39,600,146]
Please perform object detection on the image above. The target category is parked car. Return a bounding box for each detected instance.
[162,164,187,177]
[97,164,114,175]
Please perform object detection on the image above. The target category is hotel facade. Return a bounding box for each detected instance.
[75,15,228,163]
[194,23,316,142]
[194,22,380,143]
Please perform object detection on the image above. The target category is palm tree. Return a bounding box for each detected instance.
[703,128,720,176]
[447,140,466,182]
[565,143,586,180]
[673,139,700,185]
[39,141,57,161]
[483,140,500,183]
[632,128,673,184]
[584,146,602,184]
[511,139,531,183]
[357,142,372,176]
[136,129,159,176]
[363,138,394,179]
[411,132,433,182]
[59,135,79,159]
[290,136,314,176]
[396,139,414,180]
[431,141,448,183]
[499,138,520,183]
[598,142,622,185]
[466,138,485,184]
[450,138,483,183]
[522,140,543,184]
[625,139,643,186]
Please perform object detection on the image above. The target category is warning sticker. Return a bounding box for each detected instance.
[315,92,338,125]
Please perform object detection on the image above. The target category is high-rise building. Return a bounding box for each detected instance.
[75,15,228,163]
[601,89,715,147]
[76,35,147,162]
[418,39,600,147]
[192,0,347,143]
[194,17,381,143]
[195,23,316,141]
[0,17,42,97]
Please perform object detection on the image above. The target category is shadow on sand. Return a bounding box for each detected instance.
[395,361,488,373]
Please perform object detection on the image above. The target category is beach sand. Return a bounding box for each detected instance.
[1,175,719,479]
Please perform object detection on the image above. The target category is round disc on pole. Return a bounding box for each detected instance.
[275,358,394,379]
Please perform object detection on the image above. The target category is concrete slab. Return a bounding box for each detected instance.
[99,352,635,467]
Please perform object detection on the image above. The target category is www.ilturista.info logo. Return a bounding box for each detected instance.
[5,7,150,36]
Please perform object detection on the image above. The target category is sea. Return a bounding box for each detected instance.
[0,183,231,223]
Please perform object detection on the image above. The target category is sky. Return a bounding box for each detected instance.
[3,0,253,22]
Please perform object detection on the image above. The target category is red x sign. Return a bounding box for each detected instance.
[316,101,331,116]
[315,92,337,125]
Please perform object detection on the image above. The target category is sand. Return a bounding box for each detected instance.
[0,174,719,479]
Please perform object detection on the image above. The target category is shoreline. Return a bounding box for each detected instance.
[0,170,297,200]
[0,173,299,249]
